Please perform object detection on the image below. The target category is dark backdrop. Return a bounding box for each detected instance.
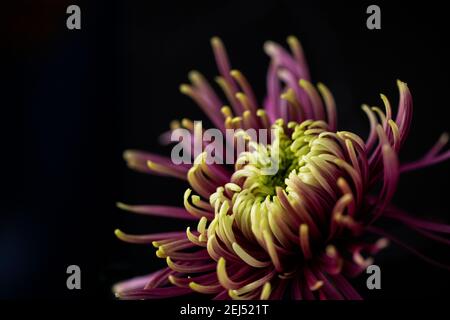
[3,0,449,299]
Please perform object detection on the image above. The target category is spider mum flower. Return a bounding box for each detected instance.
[114,36,450,300]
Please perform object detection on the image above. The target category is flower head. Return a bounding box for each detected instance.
[114,36,450,300]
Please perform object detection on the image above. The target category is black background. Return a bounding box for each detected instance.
[3,0,450,300]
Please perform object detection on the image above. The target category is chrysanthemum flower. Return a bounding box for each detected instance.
[114,36,450,300]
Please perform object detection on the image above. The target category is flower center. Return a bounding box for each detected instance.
[231,119,327,198]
